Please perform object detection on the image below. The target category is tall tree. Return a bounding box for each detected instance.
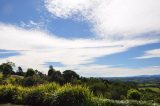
[16,66,24,76]
[63,70,79,82]
[0,62,15,76]
[25,68,35,77]
[48,65,56,76]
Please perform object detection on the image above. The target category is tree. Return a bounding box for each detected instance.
[48,65,56,76]
[127,89,141,100]
[25,68,35,77]
[90,82,108,96]
[36,70,44,77]
[50,71,63,84]
[47,66,64,84]
[0,62,15,76]
[63,70,79,83]
[16,66,24,76]
[22,76,45,86]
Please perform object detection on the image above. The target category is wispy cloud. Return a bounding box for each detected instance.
[20,20,45,29]
[0,0,160,76]
[0,23,158,75]
[45,0,160,39]
[135,49,160,59]
[55,64,160,77]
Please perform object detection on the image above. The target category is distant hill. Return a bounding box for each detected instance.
[102,75,160,83]
[133,75,160,78]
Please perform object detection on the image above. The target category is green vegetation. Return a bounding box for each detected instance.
[127,89,141,100]
[0,84,159,106]
[0,62,159,106]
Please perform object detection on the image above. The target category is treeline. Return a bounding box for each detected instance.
[0,62,160,105]
[0,62,82,86]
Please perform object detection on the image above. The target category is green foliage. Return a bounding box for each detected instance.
[25,68,35,77]
[51,84,92,106]
[0,73,3,84]
[16,67,24,76]
[140,88,160,103]
[90,99,159,106]
[49,70,63,84]
[89,82,108,96]
[22,76,46,86]
[127,89,141,100]
[0,62,15,76]
[24,83,58,105]
[48,65,56,76]
[63,70,79,83]
[0,85,20,103]
[13,88,27,104]
[0,83,159,106]
[0,62,159,106]
[6,77,16,84]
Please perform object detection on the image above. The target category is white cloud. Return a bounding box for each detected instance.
[0,23,159,75]
[0,0,160,76]
[55,64,160,77]
[136,49,160,59]
[45,0,160,39]
[44,0,160,76]
[77,65,160,77]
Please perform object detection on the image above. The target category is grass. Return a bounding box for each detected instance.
[139,87,160,93]
[0,83,159,106]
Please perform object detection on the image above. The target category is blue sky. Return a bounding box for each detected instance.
[0,0,160,77]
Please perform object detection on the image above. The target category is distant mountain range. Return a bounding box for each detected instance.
[101,75,160,83]
[102,75,160,79]
[132,75,160,78]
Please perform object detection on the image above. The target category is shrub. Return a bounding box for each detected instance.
[12,86,28,104]
[24,88,45,105]
[90,98,107,106]
[90,98,130,106]
[51,84,92,106]
[127,89,141,100]
[91,99,159,106]
[22,76,46,86]
[0,85,18,103]
[0,84,159,106]
[25,68,35,77]
[24,83,58,106]
[90,82,108,96]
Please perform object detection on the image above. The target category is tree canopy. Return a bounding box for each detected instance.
[0,62,15,76]
[25,68,35,77]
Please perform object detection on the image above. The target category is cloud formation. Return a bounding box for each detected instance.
[75,65,160,77]
[136,49,160,59]
[0,23,159,76]
[1,0,160,76]
[45,0,160,38]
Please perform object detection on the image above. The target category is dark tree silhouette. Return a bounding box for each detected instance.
[63,70,79,82]
[0,62,15,76]
[25,68,35,77]
[48,65,56,76]
[16,66,24,76]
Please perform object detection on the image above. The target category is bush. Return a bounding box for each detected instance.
[24,88,45,105]
[127,89,141,100]
[91,99,159,106]
[25,68,35,77]
[90,82,108,96]
[90,98,127,106]
[22,76,46,86]
[12,86,28,104]
[24,83,58,105]
[0,84,159,106]
[0,85,19,103]
[50,84,92,106]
